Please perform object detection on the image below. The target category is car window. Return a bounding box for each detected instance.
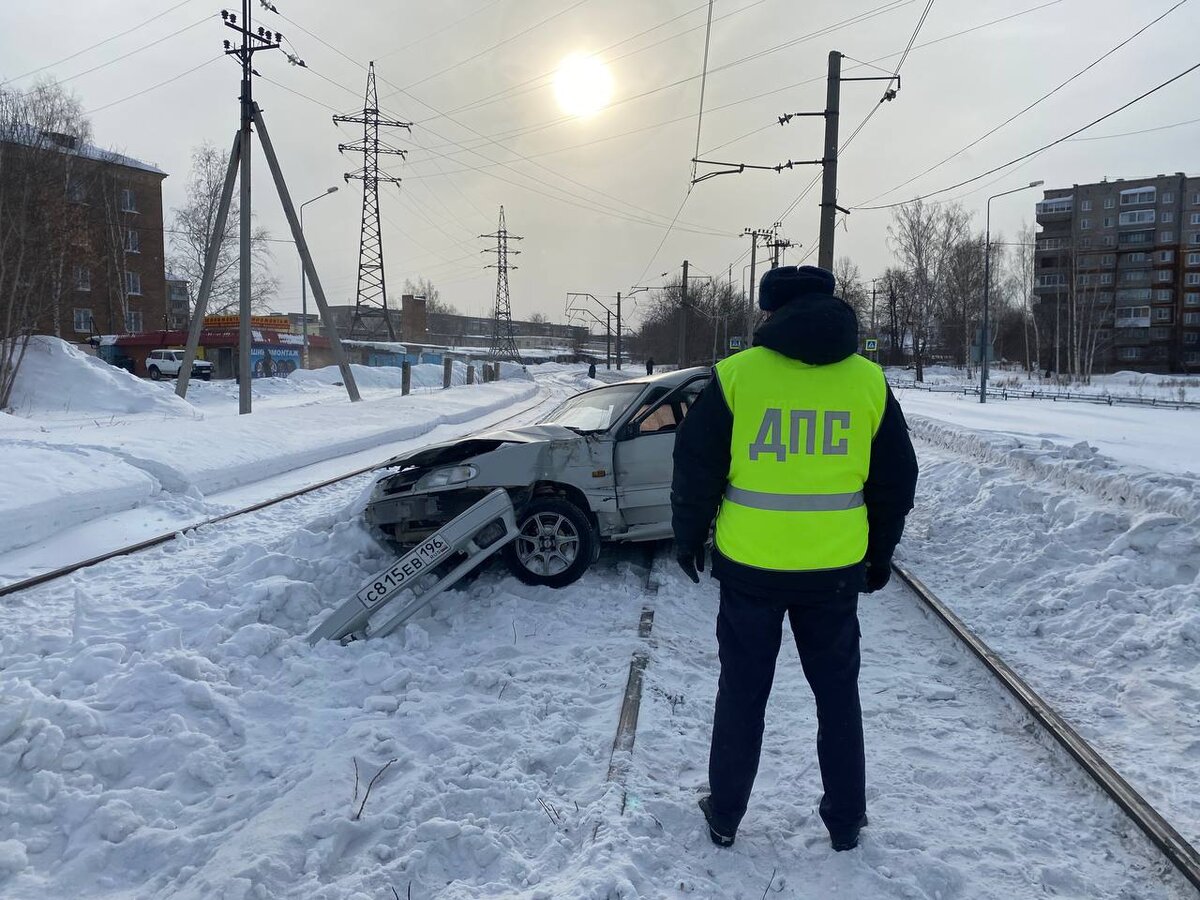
[540,382,646,432]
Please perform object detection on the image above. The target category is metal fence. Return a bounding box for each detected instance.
[888,379,1200,411]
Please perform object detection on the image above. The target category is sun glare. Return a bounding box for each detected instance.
[553,53,614,118]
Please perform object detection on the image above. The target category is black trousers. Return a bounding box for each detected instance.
[708,582,865,834]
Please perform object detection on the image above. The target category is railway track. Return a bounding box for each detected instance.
[0,386,566,600]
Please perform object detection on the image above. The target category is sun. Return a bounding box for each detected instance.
[553,53,614,118]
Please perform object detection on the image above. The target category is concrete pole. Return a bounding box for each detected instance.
[443,356,453,388]
[746,238,758,343]
[401,360,411,395]
[238,56,253,413]
[817,51,842,271]
[615,291,622,370]
[467,363,475,385]
[177,131,240,399]
[678,260,689,368]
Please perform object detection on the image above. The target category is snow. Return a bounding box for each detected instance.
[2,353,1198,895]
[887,364,1200,404]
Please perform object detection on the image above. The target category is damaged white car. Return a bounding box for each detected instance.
[364,367,710,587]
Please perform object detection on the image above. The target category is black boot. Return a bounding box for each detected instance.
[829,814,869,852]
[698,796,737,848]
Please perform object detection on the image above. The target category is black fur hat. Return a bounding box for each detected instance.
[758,265,836,311]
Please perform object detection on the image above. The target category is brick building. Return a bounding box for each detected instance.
[1034,173,1200,373]
[18,134,170,341]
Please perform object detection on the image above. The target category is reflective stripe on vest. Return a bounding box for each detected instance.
[724,485,864,512]
[713,347,887,573]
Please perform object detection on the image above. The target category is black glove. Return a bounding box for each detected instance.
[676,544,706,584]
[864,558,891,593]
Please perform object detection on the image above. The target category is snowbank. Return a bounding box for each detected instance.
[2,336,197,421]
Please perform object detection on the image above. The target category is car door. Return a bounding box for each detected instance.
[612,376,708,532]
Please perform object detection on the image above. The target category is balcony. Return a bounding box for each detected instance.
[1118,229,1155,247]
[1036,198,1073,220]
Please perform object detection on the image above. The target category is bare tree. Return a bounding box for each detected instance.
[888,199,971,381]
[1007,223,1038,372]
[833,256,868,338]
[168,142,277,319]
[402,275,458,315]
[1065,247,1114,383]
[882,267,910,366]
[0,80,91,408]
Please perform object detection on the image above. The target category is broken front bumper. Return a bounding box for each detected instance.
[365,485,500,546]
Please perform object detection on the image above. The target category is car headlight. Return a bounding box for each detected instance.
[414,464,478,492]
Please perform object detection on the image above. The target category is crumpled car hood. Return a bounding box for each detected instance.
[379,423,582,470]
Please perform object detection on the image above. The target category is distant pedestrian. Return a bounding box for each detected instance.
[588,362,597,379]
[646,357,655,376]
[671,265,918,853]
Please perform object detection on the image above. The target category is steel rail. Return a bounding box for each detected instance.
[893,562,1200,891]
[0,388,562,600]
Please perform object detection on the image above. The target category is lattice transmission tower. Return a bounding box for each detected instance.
[482,206,523,363]
[332,61,411,340]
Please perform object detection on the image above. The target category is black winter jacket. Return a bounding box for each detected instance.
[670,292,919,594]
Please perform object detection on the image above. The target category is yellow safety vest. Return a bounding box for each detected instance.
[713,347,887,572]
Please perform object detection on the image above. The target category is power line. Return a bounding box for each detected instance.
[1,0,196,86]
[1067,115,1200,142]
[84,54,223,115]
[371,0,510,64]
[856,0,1192,208]
[47,15,213,87]
[854,60,1200,211]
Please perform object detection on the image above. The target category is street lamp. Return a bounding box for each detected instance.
[981,180,1043,403]
[299,186,338,368]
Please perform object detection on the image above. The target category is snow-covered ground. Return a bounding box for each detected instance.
[887,364,1200,404]
[3,345,1199,896]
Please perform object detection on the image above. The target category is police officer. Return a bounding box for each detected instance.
[671,265,918,852]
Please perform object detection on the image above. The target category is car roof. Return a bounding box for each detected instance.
[608,366,710,389]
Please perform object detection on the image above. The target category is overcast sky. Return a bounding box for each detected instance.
[2,0,1198,329]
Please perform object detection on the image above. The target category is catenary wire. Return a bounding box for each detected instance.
[853,60,1200,211]
[0,0,196,86]
[855,0,1192,208]
[84,55,223,115]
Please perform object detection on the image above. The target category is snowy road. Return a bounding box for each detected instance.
[2,477,1193,895]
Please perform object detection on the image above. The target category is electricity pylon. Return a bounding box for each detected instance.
[333,62,411,341]
[482,206,523,363]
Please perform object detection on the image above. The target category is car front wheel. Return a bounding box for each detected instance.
[503,497,596,588]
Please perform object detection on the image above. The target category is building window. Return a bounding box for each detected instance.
[119,188,138,213]
[125,271,142,296]
[1185,332,1198,345]
[1117,347,1142,361]
[1101,236,1113,247]
[1036,274,1068,288]
[66,176,86,203]
[73,265,90,291]
[1082,237,1094,248]
[1157,270,1174,282]
[1162,211,1174,223]
[1102,216,1114,228]
[1151,326,1172,339]
[1161,250,1176,263]
[1192,233,1200,246]
[124,310,143,334]
[1154,289,1173,301]
[1116,305,1151,320]
[1119,210,1156,227]
[1153,308,1173,323]
[1188,252,1200,265]
[124,228,140,253]
[1127,252,1149,263]
[1081,199,1092,212]
[1187,351,1200,364]
[1187,273,1200,286]
[72,308,93,333]
[1100,273,1114,285]
[1187,293,1200,306]
[1162,192,1174,204]
[1117,288,1152,302]
[1121,270,1150,283]
[1101,254,1115,265]
[1186,312,1200,325]
[1120,187,1156,205]
[1080,218,1092,230]
[1161,231,1175,243]
[1036,198,1073,215]
[1104,197,1115,209]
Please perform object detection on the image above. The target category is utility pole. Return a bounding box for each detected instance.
[870,277,879,336]
[615,291,622,370]
[482,206,523,363]
[743,229,770,344]
[818,51,842,271]
[175,1,359,412]
[333,62,411,341]
[678,260,689,368]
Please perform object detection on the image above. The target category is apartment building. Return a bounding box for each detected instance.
[1034,172,1200,373]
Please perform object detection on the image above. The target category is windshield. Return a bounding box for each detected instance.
[540,383,646,432]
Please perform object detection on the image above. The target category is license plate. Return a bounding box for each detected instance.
[355,534,450,609]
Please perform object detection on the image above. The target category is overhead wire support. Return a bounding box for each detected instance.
[481,206,524,364]
[332,61,412,341]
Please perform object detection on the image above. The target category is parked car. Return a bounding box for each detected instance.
[147,349,213,381]
[365,367,711,587]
